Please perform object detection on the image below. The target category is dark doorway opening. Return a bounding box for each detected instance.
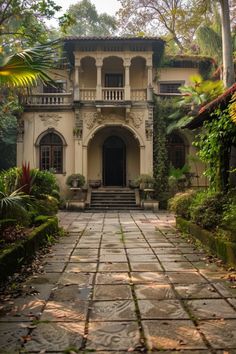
[103,136,126,186]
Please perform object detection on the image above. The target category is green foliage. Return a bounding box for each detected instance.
[196,25,222,65]
[34,196,59,216]
[178,75,224,107]
[63,0,117,36]
[31,170,59,198]
[0,187,30,225]
[0,0,63,47]
[66,174,85,188]
[0,41,60,88]
[153,97,172,206]
[168,189,197,220]
[191,192,227,230]
[194,107,236,191]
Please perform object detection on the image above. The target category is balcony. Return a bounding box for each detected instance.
[80,88,147,102]
[23,88,148,108]
[23,93,73,107]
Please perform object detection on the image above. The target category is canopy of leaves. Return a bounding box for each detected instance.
[229,92,236,124]
[0,0,70,47]
[117,0,213,51]
[63,0,117,37]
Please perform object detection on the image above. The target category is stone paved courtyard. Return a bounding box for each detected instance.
[1,211,236,353]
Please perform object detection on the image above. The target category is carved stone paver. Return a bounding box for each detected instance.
[0,210,236,353]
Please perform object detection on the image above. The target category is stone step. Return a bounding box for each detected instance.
[89,189,139,210]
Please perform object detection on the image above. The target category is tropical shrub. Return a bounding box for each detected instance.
[168,189,197,220]
[31,170,59,199]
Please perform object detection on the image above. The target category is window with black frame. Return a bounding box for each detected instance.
[39,132,63,173]
[168,133,186,168]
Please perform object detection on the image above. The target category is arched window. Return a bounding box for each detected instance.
[39,132,63,173]
[168,133,186,169]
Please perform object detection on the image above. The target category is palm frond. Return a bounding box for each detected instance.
[0,40,60,88]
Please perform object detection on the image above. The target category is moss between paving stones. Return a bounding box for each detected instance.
[0,217,59,282]
[176,216,236,266]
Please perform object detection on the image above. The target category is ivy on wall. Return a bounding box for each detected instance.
[153,97,177,205]
[194,106,236,191]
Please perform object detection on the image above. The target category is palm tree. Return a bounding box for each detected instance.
[0,41,59,88]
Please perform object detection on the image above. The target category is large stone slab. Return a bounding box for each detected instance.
[90,300,136,321]
[24,322,84,351]
[86,321,140,351]
[143,320,206,350]
[138,299,190,319]
[93,285,132,300]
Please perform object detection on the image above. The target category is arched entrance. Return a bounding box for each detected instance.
[103,136,126,186]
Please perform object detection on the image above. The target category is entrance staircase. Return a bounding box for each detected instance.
[88,188,142,211]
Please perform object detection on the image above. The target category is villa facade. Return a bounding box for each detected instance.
[17,37,209,196]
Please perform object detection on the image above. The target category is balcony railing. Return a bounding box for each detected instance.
[102,88,124,101]
[80,88,96,101]
[23,93,72,106]
[22,88,148,106]
[131,89,147,101]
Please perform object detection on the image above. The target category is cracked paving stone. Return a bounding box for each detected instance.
[161,261,197,272]
[41,300,89,321]
[95,272,130,284]
[49,284,92,301]
[0,322,28,352]
[130,262,162,272]
[98,262,129,272]
[93,285,132,300]
[174,283,220,299]
[86,321,140,351]
[43,262,66,272]
[0,297,45,322]
[65,262,97,272]
[57,272,94,285]
[198,319,236,349]
[24,322,84,351]
[134,284,175,299]
[143,320,207,350]
[167,272,208,284]
[186,299,236,319]
[90,300,136,321]
[138,299,190,319]
[131,271,169,284]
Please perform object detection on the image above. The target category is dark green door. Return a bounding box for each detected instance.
[103,136,126,186]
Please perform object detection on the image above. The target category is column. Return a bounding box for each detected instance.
[140,145,146,174]
[96,58,103,100]
[147,58,153,101]
[74,58,80,101]
[82,145,88,181]
[124,58,131,101]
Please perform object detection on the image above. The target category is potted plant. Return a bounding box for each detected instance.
[66,174,85,188]
[135,174,155,190]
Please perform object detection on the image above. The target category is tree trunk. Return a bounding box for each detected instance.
[219,0,235,87]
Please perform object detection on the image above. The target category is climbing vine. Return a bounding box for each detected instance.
[153,97,176,205]
[194,106,236,191]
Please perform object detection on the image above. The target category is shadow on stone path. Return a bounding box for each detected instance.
[0,211,236,353]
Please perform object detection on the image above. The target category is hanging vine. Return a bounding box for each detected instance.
[153,97,176,205]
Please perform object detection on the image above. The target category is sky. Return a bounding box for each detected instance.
[55,0,121,16]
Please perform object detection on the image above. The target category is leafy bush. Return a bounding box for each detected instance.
[168,189,197,220]
[31,170,59,198]
[66,173,85,188]
[34,195,59,216]
[191,192,227,230]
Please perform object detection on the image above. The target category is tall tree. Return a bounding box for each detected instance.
[0,0,71,47]
[63,0,117,37]
[219,0,235,87]
[117,0,212,52]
